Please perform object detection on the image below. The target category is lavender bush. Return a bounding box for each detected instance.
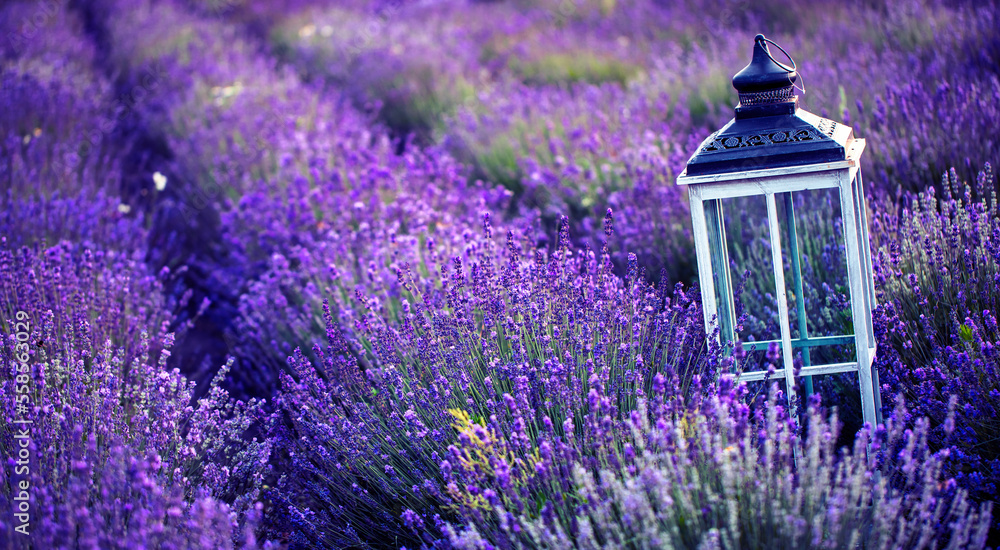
[444,79,698,282]
[268,216,714,547]
[448,388,991,549]
[0,242,270,548]
[264,1,650,144]
[872,164,1000,527]
[227,187,501,397]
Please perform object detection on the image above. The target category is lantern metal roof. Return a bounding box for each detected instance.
[681,35,855,179]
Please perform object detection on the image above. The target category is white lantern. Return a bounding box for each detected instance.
[677,35,882,429]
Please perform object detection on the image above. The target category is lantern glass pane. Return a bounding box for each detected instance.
[703,199,737,343]
[778,188,856,365]
[718,194,782,345]
[853,172,876,349]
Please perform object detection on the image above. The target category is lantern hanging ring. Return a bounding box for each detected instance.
[756,35,806,96]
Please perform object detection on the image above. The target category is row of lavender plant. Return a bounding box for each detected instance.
[1,2,273,546]
[265,210,991,547]
[261,0,732,282]
[439,0,999,278]
[787,0,1000,193]
[871,164,1000,529]
[83,0,507,398]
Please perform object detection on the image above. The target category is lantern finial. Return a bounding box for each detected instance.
[732,34,798,118]
[681,34,853,177]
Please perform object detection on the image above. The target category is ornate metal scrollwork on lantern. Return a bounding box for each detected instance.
[701,128,823,152]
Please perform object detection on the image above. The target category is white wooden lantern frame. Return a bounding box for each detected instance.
[677,139,882,429]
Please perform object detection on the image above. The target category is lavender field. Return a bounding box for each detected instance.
[2,0,999,548]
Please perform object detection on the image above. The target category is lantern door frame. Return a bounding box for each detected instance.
[678,138,881,428]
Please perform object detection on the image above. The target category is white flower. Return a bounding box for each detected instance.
[117,204,131,214]
[153,171,167,191]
